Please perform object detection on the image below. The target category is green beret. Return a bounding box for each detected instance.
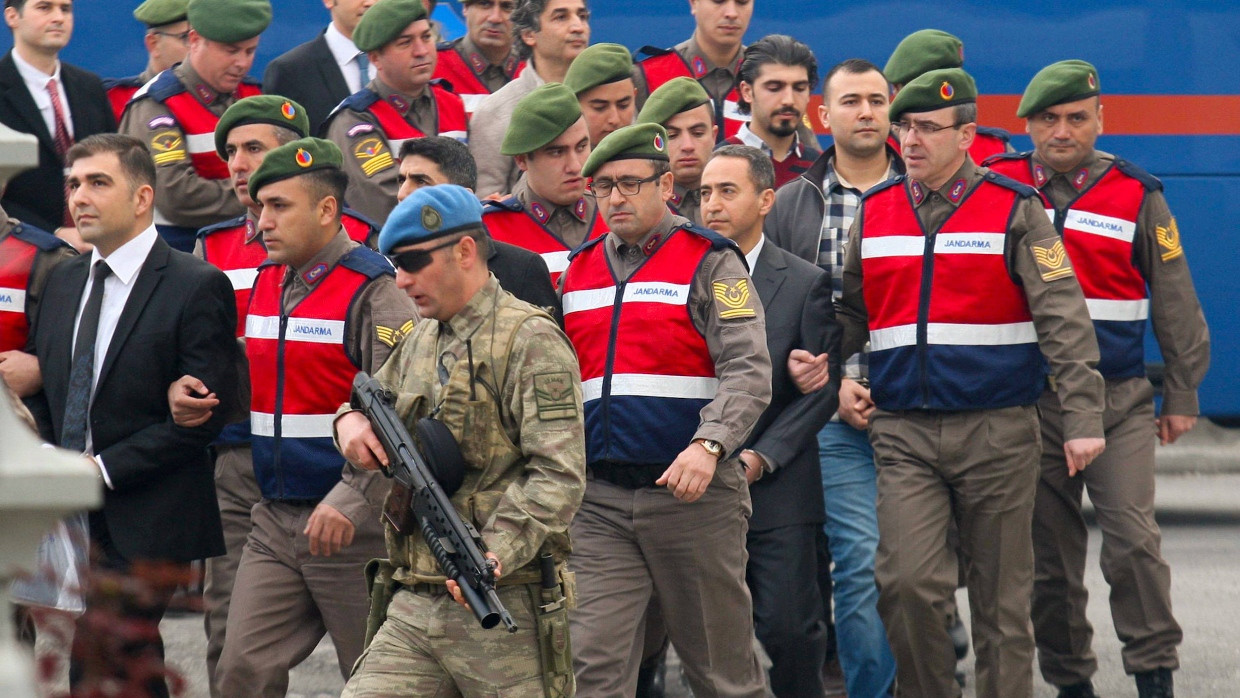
[564,43,634,96]
[1017,60,1101,118]
[353,0,427,53]
[884,29,964,86]
[187,0,271,43]
[582,123,668,178]
[249,137,343,198]
[133,0,188,27]
[637,77,711,126]
[215,96,310,159]
[890,68,976,121]
[501,83,582,156]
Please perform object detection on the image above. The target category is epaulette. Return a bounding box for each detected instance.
[343,207,380,230]
[981,150,1030,167]
[568,233,606,261]
[430,77,455,93]
[140,69,186,102]
[983,171,1040,198]
[197,214,248,238]
[976,125,1013,145]
[635,45,674,61]
[1113,157,1164,192]
[330,88,382,121]
[436,39,457,52]
[861,175,904,200]
[11,221,71,252]
[102,75,144,90]
[340,245,395,278]
[682,223,741,252]
[481,196,523,214]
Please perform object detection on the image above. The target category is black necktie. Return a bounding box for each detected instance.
[61,260,112,451]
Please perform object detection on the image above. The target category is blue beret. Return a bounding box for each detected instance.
[379,184,484,254]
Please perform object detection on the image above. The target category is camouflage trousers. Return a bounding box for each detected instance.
[343,584,548,697]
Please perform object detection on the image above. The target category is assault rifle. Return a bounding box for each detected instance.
[352,372,518,632]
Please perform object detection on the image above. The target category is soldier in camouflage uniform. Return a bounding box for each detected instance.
[335,183,586,698]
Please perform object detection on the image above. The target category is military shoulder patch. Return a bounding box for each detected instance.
[353,136,395,178]
[375,319,416,348]
[1031,238,1075,282]
[150,129,187,166]
[1156,217,1183,262]
[533,371,578,421]
[712,277,757,320]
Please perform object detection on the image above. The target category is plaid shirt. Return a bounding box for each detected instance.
[819,155,895,381]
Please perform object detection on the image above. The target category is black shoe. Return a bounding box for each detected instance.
[1057,681,1098,698]
[948,616,970,661]
[1136,668,1174,698]
[635,652,667,698]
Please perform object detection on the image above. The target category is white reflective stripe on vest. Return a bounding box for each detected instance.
[1085,298,1150,322]
[861,236,925,259]
[933,232,1006,254]
[722,99,748,123]
[1045,208,1056,223]
[581,374,720,403]
[461,93,488,113]
[251,412,336,438]
[185,131,215,155]
[1063,209,1137,243]
[870,321,1037,351]
[440,130,467,142]
[224,267,258,291]
[541,250,570,274]
[0,286,25,313]
[388,137,410,155]
[562,282,692,314]
[245,315,346,344]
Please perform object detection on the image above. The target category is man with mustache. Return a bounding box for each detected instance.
[724,34,821,188]
[119,0,269,253]
[432,0,521,117]
[322,0,467,226]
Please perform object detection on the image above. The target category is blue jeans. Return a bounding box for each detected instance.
[819,421,896,698]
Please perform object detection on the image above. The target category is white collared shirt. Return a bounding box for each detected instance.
[744,233,765,273]
[10,49,73,139]
[324,22,374,94]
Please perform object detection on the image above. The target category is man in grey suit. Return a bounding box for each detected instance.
[702,144,842,697]
[264,0,376,134]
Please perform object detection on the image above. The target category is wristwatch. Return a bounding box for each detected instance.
[693,438,725,459]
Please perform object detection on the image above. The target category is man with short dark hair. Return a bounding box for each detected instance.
[702,143,841,697]
[432,0,521,116]
[469,0,590,196]
[768,57,899,698]
[725,34,821,188]
[213,137,415,695]
[103,0,190,122]
[564,42,635,146]
[31,133,238,697]
[637,76,717,225]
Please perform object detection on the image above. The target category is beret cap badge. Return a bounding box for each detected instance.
[421,206,443,232]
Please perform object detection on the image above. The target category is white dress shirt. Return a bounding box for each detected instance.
[71,225,158,484]
[744,233,765,273]
[324,22,373,94]
[10,49,73,139]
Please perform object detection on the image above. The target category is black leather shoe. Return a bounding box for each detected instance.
[1057,681,1099,698]
[1136,668,1174,698]
[635,651,666,698]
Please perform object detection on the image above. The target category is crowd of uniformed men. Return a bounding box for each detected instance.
[0,0,1211,696]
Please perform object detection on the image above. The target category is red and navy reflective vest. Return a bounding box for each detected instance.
[0,223,69,352]
[481,197,608,286]
[200,210,380,337]
[331,82,468,152]
[887,125,1012,165]
[433,41,523,117]
[636,45,745,143]
[562,225,734,465]
[133,69,262,180]
[858,172,1046,410]
[985,152,1155,379]
[244,247,393,500]
[102,75,144,123]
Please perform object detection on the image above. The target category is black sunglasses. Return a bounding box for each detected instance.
[388,237,460,273]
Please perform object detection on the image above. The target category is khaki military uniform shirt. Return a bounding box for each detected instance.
[119,62,246,229]
[281,229,417,524]
[601,212,773,454]
[1034,150,1209,415]
[511,176,595,250]
[634,36,742,110]
[451,36,521,93]
[0,208,76,342]
[324,78,439,225]
[670,183,702,225]
[838,158,1106,440]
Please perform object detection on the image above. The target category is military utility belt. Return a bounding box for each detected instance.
[266,497,324,508]
[588,461,667,489]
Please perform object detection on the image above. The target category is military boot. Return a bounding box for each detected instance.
[1057,680,1098,698]
[1136,668,1174,698]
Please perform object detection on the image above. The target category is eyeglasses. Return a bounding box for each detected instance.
[891,120,965,138]
[151,30,191,45]
[388,237,460,273]
[586,173,661,198]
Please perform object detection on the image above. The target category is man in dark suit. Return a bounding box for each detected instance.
[264,0,374,135]
[702,144,841,697]
[30,134,237,696]
[395,135,561,320]
[1,0,116,237]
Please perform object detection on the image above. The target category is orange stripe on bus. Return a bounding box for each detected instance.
[805,95,1240,136]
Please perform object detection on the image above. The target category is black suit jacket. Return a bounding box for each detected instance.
[0,52,116,232]
[746,241,842,531]
[33,236,237,562]
[489,239,562,324]
[263,32,351,135]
